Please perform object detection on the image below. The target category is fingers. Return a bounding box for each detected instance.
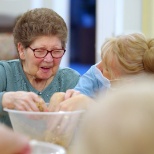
[48,92,65,112]
[4,92,46,112]
[16,92,48,112]
[58,99,76,111]
[64,89,80,100]
[56,94,95,111]
[14,92,40,111]
[33,95,48,112]
[42,103,48,112]
[52,98,76,112]
[49,92,94,112]
[14,101,33,111]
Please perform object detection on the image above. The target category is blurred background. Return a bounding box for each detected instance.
[0,0,154,74]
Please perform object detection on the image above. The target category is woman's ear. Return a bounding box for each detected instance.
[17,42,25,60]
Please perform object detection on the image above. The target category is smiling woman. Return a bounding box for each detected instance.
[0,8,80,128]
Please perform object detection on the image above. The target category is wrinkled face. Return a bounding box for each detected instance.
[18,36,63,80]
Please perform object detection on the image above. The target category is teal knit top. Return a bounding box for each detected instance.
[0,59,80,127]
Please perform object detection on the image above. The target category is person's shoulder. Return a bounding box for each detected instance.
[0,59,20,69]
[81,64,97,76]
[57,67,80,88]
[0,59,19,65]
[59,67,80,76]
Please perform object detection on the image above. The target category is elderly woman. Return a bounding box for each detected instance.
[0,8,80,127]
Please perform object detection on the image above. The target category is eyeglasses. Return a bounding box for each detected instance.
[29,46,66,58]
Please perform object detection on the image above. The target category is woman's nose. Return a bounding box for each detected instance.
[43,52,53,62]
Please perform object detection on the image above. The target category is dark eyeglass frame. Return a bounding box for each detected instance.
[28,46,66,59]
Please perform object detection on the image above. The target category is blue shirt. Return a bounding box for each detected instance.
[74,64,111,97]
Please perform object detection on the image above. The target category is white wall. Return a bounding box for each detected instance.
[96,0,116,62]
[0,0,32,16]
[0,0,144,65]
[50,0,70,67]
[123,0,142,34]
[96,0,142,62]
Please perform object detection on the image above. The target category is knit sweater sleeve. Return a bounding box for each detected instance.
[0,64,7,91]
[0,64,7,114]
[0,61,14,115]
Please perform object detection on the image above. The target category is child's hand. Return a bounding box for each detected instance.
[64,89,80,100]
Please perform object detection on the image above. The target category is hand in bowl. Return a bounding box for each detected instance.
[2,91,48,112]
[48,92,95,112]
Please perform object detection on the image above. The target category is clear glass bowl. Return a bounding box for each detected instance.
[4,108,84,149]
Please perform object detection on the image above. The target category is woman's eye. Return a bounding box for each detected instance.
[35,49,45,52]
[54,50,61,53]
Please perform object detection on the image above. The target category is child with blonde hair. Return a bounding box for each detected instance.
[72,32,154,97]
[49,33,154,111]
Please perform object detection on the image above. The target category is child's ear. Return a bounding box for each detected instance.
[17,43,25,60]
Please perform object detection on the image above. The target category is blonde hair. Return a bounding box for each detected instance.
[143,39,154,72]
[101,33,154,79]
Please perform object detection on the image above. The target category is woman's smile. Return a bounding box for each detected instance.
[40,66,52,73]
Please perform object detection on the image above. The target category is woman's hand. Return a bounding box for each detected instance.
[48,90,81,112]
[2,91,47,111]
[48,92,65,112]
[0,124,31,154]
[49,93,95,112]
